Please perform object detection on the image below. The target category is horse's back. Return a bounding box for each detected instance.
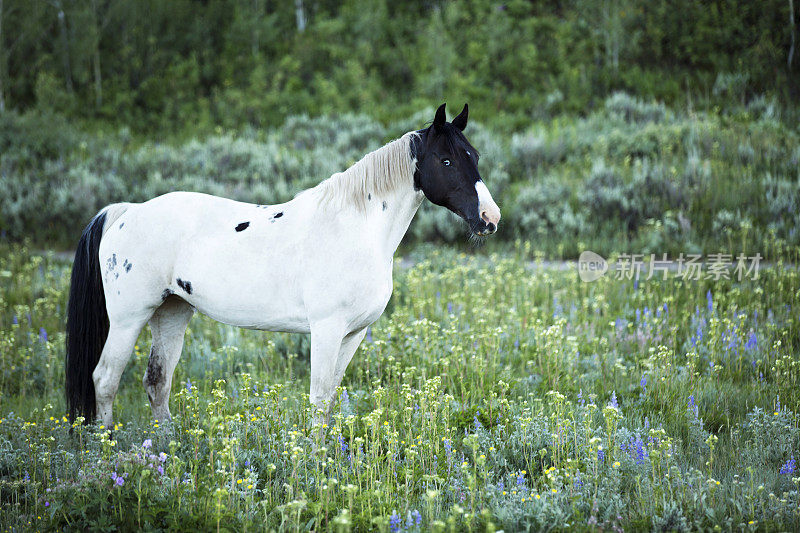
[98,191,313,331]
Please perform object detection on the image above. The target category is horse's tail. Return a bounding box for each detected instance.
[66,203,131,424]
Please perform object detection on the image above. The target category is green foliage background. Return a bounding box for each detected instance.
[0,0,798,253]
[3,0,798,131]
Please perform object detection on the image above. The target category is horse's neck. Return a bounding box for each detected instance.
[368,184,424,258]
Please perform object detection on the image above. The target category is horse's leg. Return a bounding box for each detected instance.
[93,319,148,428]
[331,327,368,395]
[309,319,347,425]
[144,297,194,423]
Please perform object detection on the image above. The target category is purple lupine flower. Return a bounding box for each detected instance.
[779,456,796,475]
[516,472,525,487]
[609,391,619,409]
[411,509,422,526]
[615,317,625,330]
[365,327,373,343]
[39,327,48,342]
[706,290,713,313]
[635,308,641,323]
[142,439,152,449]
[474,411,482,430]
[186,379,193,392]
[597,449,605,463]
[633,278,639,291]
[447,302,453,314]
[339,435,348,454]
[577,389,584,406]
[745,332,757,351]
[687,395,698,418]
[640,375,647,391]
[644,417,649,429]
[514,338,520,349]
[633,436,646,464]
[389,510,402,533]
[12,315,18,325]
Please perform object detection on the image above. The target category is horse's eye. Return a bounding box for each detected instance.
[442,159,451,166]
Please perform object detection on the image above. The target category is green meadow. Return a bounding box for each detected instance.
[1,241,798,531]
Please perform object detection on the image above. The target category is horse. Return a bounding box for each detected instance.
[65,103,501,428]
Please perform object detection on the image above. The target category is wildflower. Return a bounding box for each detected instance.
[389,510,402,533]
[687,394,698,418]
[39,327,48,342]
[613,461,621,468]
[159,452,167,463]
[111,472,125,487]
[516,471,525,487]
[779,456,796,475]
[12,315,17,325]
[447,302,453,314]
[365,327,373,343]
[608,391,619,410]
[640,375,647,392]
[142,439,152,449]
[745,331,757,351]
[706,290,713,313]
[185,379,193,392]
[44,501,49,507]
[597,449,605,463]
[408,509,422,527]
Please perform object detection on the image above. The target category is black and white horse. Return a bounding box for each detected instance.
[65,103,501,427]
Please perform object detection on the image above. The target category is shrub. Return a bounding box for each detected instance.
[508,177,582,241]
[604,92,669,124]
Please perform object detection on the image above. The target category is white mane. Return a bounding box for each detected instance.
[313,131,419,212]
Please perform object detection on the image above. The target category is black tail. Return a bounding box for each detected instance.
[66,211,109,424]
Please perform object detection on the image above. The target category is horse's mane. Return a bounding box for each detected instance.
[312,131,419,212]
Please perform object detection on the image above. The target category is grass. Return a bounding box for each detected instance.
[0,240,798,531]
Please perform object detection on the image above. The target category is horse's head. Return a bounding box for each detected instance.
[413,103,500,237]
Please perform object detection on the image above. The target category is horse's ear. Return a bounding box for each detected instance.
[433,103,447,131]
[452,103,468,131]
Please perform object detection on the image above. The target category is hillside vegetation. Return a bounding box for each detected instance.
[2,94,798,257]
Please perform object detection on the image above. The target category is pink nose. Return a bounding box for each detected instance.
[481,207,501,226]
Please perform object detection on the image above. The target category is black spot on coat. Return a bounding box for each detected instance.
[119,222,124,229]
[235,222,250,232]
[161,289,173,300]
[177,279,192,294]
[382,201,388,211]
[274,212,283,218]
